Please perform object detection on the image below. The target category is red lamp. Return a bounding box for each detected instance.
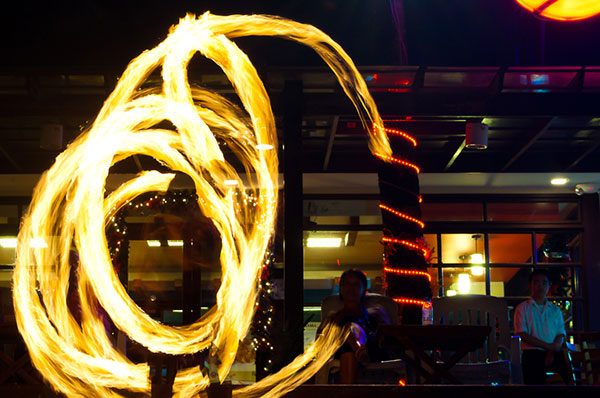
[515,0,600,21]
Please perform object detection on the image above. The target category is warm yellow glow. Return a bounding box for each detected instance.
[306,237,343,248]
[515,0,600,21]
[446,289,457,297]
[457,273,471,294]
[0,237,47,248]
[167,240,184,247]
[146,240,161,247]
[551,177,569,185]
[0,238,17,248]
[469,253,485,264]
[30,238,48,248]
[13,12,388,398]
[470,266,485,276]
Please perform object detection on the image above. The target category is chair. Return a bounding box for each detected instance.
[542,342,574,385]
[314,293,406,384]
[569,332,600,385]
[432,295,522,384]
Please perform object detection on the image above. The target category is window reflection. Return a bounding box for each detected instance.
[489,266,574,298]
[487,202,579,222]
[441,233,486,265]
[304,199,382,226]
[128,240,184,324]
[421,202,483,222]
[489,234,533,263]
[441,267,487,296]
[536,232,581,263]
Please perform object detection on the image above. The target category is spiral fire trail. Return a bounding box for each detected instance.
[13,12,390,398]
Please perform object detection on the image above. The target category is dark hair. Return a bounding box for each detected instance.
[339,268,368,300]
[529,269,550,283]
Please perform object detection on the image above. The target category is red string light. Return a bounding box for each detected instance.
[379,204,425,229]
[382,236,428,256]
[373,124,417,147]
[398,379,406,387]
[384,266,431,282]
[374,153,420,173]
[392,297,431,308]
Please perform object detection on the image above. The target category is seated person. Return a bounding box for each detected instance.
[318,268,390,384]
[514,269,570,384]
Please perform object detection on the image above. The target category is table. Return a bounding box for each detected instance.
[377,324,491,384]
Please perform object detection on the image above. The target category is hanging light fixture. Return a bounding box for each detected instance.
[469,234,485,276]
[465,122,488,149]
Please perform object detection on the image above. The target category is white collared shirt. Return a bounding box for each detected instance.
[514,298,566,350]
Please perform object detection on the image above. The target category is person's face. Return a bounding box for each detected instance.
[340,274,365,303]
[530,274,549,299]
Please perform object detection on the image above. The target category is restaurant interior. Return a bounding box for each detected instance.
[0,1,599,397]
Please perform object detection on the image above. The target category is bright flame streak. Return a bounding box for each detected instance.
[13,12,388,398]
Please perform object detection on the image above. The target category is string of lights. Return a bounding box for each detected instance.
[373,124,417,147]
[379,204,425,229]
[381,237,428,256]
[393,297,431,308]
[383,266,432,282]
[374,153,420,173]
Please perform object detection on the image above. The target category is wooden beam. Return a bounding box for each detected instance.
[283,80,304,361]
[566,138,600,171]
[0,144,23,172]
[444,139,465,171]
[501,117,555,172]
[322,115,339,171]
[133,155,144,172]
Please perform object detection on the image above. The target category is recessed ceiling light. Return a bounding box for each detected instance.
[0,237,47,248]
[0,238,17,248]
[551,177,569,185]
[306,237,342,248]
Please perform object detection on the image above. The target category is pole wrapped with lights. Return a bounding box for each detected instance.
[375,124,432,324]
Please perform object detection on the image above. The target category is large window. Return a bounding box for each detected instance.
[302,195,584,337]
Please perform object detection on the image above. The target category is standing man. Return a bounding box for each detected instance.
[514,269,570,384]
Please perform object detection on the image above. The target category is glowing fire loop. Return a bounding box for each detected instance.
[13,12,393,398]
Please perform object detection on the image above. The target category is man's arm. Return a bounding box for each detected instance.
[516,331,559,351]
[551,333,565,351]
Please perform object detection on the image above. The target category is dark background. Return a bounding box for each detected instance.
[2,0,600,69]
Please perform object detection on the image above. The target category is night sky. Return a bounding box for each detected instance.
[3,0,600,69]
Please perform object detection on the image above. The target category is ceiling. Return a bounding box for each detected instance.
[1,67,600,181]
[1,2,600,189]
